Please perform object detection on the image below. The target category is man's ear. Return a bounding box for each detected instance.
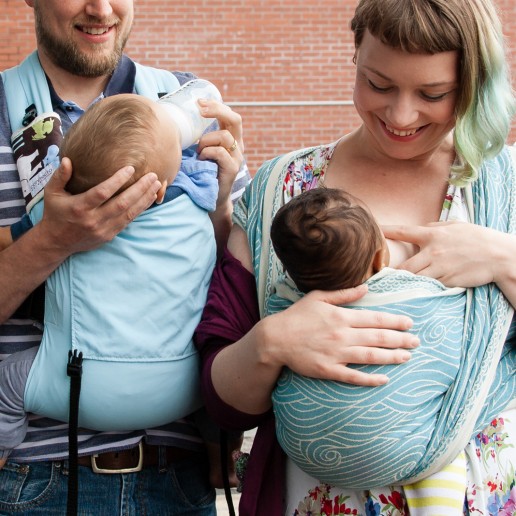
[155,180,168,204]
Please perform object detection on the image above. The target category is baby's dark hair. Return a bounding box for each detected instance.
[270,187,384,292]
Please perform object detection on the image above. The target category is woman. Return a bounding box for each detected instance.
[195,0,516,514]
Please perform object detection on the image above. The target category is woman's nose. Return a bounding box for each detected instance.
[385,94,419,130]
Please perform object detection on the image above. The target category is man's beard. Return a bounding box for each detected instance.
[34,10,130,78]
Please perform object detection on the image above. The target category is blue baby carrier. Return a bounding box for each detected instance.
[1,52,216,514]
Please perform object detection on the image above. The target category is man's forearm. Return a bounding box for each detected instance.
[0,227,13,252]
[0,224,66,323]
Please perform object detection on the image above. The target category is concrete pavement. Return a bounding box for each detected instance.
[216,488,241,515]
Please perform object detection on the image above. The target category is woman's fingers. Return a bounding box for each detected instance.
[197,99,244,152]
[305,288,416,333]
[197,128,243,159]
[197,129,243,163]
[382,224,428,245]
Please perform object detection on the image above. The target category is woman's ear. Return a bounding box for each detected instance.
[155,180,168,204]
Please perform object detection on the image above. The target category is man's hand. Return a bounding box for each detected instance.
[39,157,162,255]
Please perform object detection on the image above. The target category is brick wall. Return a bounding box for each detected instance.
[2,1,515,175]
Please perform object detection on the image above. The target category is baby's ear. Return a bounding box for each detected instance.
[372,246,387,273]
[155,180,168,204]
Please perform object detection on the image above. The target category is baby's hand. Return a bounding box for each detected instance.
[0,457,6,470]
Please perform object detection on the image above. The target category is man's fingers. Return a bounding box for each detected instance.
[111,173,163,220]
[78,166,141,209]
[44,156,73,194]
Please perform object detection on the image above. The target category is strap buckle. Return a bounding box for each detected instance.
[90,442,144,474]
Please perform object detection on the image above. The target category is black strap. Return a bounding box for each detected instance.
[220,429,236,516]
[12,283,45,322]
[66,349,83,516]
[22,103,37,126]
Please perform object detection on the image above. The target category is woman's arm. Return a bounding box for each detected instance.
[383,221,516,307]
[196,100,245,255]
[206,225,420,416]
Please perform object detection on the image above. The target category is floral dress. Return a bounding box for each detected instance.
[281,142,516,516]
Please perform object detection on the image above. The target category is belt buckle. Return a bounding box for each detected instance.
[90,441,144,474]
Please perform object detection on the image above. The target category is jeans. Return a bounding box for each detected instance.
[0,452,216,515]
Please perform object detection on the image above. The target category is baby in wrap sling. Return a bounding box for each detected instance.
[246,144,516,489]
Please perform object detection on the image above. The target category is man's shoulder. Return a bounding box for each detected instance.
[0,79,12,144]
[171,70,198,85]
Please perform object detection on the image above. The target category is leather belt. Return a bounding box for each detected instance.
[76,442,201,474]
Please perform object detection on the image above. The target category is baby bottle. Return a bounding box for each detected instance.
[158,79,223,149]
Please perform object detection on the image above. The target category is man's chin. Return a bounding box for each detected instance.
[58,51,121,78]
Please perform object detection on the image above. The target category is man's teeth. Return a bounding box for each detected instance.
[82,27,109,35]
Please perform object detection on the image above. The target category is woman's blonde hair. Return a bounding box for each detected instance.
[351,0,515,185]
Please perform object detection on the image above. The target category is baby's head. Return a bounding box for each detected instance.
[62,94,182,201]
[271,187,388,293]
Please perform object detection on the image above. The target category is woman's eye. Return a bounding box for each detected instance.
[368,80,391,93]
[421,90,454,101]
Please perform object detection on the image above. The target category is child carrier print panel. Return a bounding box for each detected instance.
[11,113,62,211]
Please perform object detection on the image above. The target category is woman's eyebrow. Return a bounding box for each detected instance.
[364,66,457,88]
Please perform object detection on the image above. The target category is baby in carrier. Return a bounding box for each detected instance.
[0,93,241,487]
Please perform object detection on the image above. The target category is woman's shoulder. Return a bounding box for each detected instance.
[478,144,515,183]
[252,141,339,200]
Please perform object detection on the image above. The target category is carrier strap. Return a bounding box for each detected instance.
[66,350,83,516]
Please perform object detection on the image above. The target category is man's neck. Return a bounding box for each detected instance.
[37,51,110,110]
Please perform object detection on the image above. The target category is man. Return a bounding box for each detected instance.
[0,1,247,513]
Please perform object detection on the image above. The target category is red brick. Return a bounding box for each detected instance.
[1,1,515,174]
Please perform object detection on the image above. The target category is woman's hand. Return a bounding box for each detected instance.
[39,157,162,256]
[196,99,244,208]
[211,225,421,415]
[259,286,419,387]
[214,285,420,415]
[383,221,516,306]
[196,99,245,252]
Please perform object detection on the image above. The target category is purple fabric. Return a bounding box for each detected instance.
[194,247,286,515]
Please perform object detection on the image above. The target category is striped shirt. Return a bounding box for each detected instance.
[0,55,250,461]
